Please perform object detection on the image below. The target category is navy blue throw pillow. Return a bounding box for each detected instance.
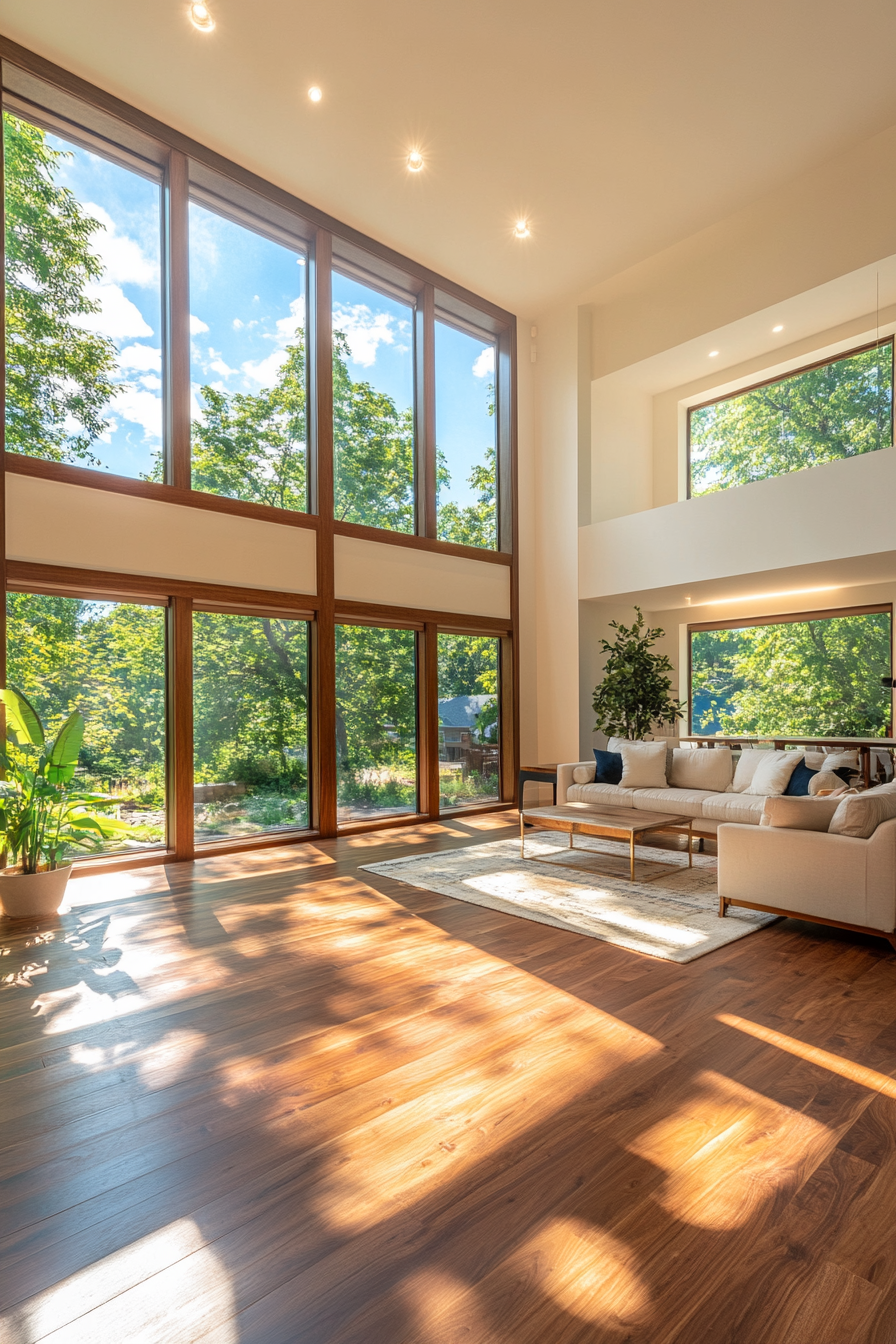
[593,749,623,785]
[784,761,817,796]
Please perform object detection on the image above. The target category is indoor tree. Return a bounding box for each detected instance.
[592,608,685,740]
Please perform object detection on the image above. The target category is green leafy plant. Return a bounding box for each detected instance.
[592,608,685,741]
[0,686,124,873]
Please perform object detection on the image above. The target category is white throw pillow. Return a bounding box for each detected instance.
[822,750,860,774]
[760,795,841,831]
[669,747,732,792]
[618,740,668,789]
[808,771,844,796]
[746,750,804,796]
[829,786,896,839]
[730,749,766,793]
[572,765,594,784]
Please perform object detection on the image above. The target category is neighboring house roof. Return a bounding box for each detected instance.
[438,694,494,728]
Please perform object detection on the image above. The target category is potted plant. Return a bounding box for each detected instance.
[592,607,686,740]
[0,687,122,919]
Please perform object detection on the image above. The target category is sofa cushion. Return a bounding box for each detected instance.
[808,771,846,796]
[730,749,766,793]
[593,749,623,785]
[702,793,767,825]
[784,760,818,796]
[829,785,896,839]
[747,751,804,796]
[761,796,841,831]
[619,740,668,788]
[567,782,636,807]
[628,787,717,819]
[669,747,732,793]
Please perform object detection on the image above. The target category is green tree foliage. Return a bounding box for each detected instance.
[4,113,122,464]
[6,594,167,792]
[690,344,893,496]
[191,342,307,510]
[593,608,685,740]
[333,333,415,530]
[691,614,892,738]
[193,613,308,789]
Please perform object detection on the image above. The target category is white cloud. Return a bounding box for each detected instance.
[332,302,396,367]
[232,318,243,331]
[112,386,162,440]
[207,347,237,378]
[78,283,153,340]
[242,348,289,386]
[82,203,159,288]
[118,343,161,372]
[472,347,495,378]
[139,374,162,391]
[190,315,209,334]
[273,296,305,346]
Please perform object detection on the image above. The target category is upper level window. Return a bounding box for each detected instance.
[4,112,163,478]
[689,339,894,497]
[188,200,308,510]
[332,271,414,532]
[435,319,497,549]
[690,606,893,738]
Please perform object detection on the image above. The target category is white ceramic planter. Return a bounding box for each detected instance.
[0,865,72,919]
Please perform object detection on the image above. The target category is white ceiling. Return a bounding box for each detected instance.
[4,0,896,316]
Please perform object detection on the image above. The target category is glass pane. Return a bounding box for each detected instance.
[4,113,163,478]
[690,611,893,737]
[6,593,167,855]
[332,271,415,532]
[438,635,500,807]
[189,201,307,510]
[193,613,309,841]
[690,342,893,496]
[336,625,417,822]
[435,320,497,549]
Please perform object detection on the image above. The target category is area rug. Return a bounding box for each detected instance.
[361,833,779,963]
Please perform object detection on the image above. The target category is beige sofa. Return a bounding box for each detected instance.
[718,817,896,949]
[556,759,768,836]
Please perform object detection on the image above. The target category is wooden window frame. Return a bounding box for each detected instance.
[687,602,894,737]
[0,35,519,870]
[686,337,895,500]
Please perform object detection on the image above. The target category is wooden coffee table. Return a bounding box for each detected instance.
[520,802,694,883]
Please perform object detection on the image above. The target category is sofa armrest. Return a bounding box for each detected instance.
[718,821,896,932]
[556,761,595,804]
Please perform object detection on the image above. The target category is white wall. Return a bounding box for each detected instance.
[579,448,896,604]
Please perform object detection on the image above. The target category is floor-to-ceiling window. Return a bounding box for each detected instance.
[1,53,517,866]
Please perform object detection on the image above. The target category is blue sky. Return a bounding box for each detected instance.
[42,127,495,508]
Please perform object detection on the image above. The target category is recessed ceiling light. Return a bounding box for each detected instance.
[407,150,424,172]
[308,86,322,103]
[190,2,215,31]
[709,350,719,358]
[513,219,531,239]
[772,324,784,333]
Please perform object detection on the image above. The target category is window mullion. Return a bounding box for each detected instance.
[311,227,337,837]
[416,284,436,538]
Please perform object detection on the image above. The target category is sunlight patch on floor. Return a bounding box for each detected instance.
[16,1219,237,1343]
[513,1216,652,1327]
[626,1068,831,1229]
[717,1012,896,1099]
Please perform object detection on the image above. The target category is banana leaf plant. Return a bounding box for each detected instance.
[0,686,126,874]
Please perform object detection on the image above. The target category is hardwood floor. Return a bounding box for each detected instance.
[2,813,896,1342]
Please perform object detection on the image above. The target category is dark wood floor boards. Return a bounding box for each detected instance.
[3,813,896,1342]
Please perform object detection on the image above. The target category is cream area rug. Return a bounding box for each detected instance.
[362,833,779,964]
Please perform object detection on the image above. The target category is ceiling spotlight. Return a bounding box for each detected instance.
[772,324,784,333]
[709,350,719,358]
[190,2,215,30]
[406,150,424,172]
[308,86,322,103]
[513,219,531,239]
